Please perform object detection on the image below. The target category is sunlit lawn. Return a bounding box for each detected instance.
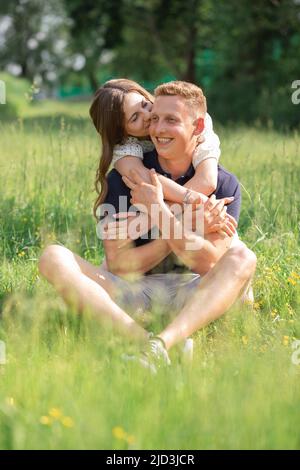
[0,101,299,449]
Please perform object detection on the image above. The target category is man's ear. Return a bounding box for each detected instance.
[194,117,204,135]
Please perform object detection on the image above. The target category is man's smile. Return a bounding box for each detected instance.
[154,137,174,146]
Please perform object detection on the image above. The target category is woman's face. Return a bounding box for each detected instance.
[123,92,152,137]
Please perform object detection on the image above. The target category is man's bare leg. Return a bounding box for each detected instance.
[157,243,257,350]
[240,278,254,304]
[38,245,149,343]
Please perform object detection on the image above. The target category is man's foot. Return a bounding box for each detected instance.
[122,336,171,375]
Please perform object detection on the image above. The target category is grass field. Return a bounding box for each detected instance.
[0,101,299,449]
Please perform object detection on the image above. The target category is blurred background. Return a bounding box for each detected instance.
[0,0,299,128]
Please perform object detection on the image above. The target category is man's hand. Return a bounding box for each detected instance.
[181,194,237,238]
[122,169,237,237]
[101,211,153,246]
[123,168,165,211]
[203,195,237,236]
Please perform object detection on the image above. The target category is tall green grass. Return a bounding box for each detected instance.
[0,104,299,449]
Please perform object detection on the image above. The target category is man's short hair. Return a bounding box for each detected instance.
[154,80,207,117]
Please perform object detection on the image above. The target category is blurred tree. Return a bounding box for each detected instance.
[0,0,68,85]
[0,0,298,126]
[64,0,124,91]
[113,0,211,84]
[207,0,300,125]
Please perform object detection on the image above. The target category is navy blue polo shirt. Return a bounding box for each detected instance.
[102,150,241,273]
[103,150,241,224]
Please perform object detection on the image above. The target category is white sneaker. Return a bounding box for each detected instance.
[182,338,194,362]
[122,336,171,375]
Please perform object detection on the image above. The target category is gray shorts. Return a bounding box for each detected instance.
[104,271,202,323]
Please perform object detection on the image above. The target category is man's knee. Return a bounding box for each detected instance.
[229,243,257,280]
[38,244,70,279]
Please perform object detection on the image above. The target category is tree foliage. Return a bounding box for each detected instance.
[0,0,299,126]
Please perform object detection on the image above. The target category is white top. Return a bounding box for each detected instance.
[112,112,220,169]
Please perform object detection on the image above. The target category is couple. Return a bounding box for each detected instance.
[39,79,256,372]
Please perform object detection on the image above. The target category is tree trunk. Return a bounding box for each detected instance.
[87,69,99,92]
[183,25,197,83]
[182,2,198,83]
[20,61,28,79]
[183,42,196,83]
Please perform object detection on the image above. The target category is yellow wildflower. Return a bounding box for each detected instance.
[291,272,300,280]
[282,335,289,346]
[287,305,294,316]
[49,407,63,419]
[112,426,128,441]
[5,397,15,407]
[242,336,248,345]
[40,416,52,426]
[126,434,135,445]
[61,416,74,428]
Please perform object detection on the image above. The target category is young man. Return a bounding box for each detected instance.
[39,81,256,373]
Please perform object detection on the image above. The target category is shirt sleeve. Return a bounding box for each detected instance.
[224,177,241,223]
[192,112,221,169]
[112,137,144,166]
[96,169,131,222]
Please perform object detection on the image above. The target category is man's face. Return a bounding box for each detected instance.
[149,95,197,160]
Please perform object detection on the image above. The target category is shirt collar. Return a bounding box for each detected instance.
[148,150,195,184]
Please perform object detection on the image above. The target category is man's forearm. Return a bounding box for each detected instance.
[104,237,171,277]
[155,202,228,274]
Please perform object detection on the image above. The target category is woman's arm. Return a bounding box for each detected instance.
[182,112,220,196]
[115,154,217,203]
[115,156,195,203]
[157,161,218,204]
[153,159,218,205]
[114,156,151,183]
[182,158,218,196]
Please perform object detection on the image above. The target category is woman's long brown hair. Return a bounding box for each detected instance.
[89,79,153,219]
